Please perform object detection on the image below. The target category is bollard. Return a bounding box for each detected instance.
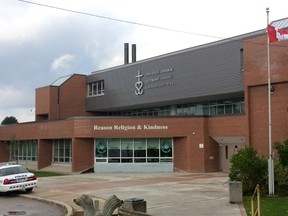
[229,181,243,203]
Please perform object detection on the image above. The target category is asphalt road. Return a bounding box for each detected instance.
[0,191,65,216]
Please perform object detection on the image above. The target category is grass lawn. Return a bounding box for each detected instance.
[244,196,288,216]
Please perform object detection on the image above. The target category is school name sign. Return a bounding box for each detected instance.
[94,124,168,131]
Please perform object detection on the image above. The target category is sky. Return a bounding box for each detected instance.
[0,0,287,123]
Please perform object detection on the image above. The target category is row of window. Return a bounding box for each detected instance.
[10,138,173,165]
[176,98,244,116]
[95,138,173,163]
[11,140,37,161]
[107,97,244,117]
[10,139,72,163]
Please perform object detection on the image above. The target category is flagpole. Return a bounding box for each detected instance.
[266,7,274,196]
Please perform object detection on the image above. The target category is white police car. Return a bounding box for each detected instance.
[0,162,37,192]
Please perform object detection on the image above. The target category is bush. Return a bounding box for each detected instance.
[229,147,268,195]
[275,139,288,167]
[274,160,288,196]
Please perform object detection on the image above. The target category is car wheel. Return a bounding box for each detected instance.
[25,188,33,192]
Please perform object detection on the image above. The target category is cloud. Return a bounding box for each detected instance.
[0,107,35,123]
[0,85,32,109]
[50,53,76,72]
[0,85,34,122]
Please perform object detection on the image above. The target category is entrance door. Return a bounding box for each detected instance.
[219,143,244,172]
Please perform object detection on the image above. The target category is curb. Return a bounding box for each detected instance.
[20,194,74,216]
[238,203,247,216]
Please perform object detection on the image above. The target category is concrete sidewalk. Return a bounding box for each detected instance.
[22,172,246,216]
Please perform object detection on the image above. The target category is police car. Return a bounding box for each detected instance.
[0,162,37,192]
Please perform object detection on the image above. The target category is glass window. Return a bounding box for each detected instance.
[134,138,146,158]
[53,139,72,163]
[121,138,133,157]
[94,138,173,164]
[11,140,38,162]
[160,138,172,158]
[134,138,146,163]
[147,138,159,157]
[225,100,233,114]
[240,48,244,72]
[106,97,244,117]
[108,138,120,157]
[95,139,108,158]
[88,80,104,96]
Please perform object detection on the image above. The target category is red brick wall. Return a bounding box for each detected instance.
[173,137,189,171]
[36,75,92,121]
[248,83,288,156]
[244,35,288,156]
[0,120,74,140]
[35,87,50,116]
[58,75,90,119]
[38,139,52,169]
[244,35,288,87]
[72,138,94,172]
[0,141,10,162]
[208,115,247,137]
[35,86,59,120]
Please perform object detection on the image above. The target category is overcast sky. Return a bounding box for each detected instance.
[0,0,286,123]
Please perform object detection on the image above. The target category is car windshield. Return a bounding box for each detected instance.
[0,166,29,177]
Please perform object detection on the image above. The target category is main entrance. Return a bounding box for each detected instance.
[94,138,173,172]
[212,136,246,172]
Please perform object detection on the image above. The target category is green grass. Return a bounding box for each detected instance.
[244,196,288,216]
[28,169,66,177]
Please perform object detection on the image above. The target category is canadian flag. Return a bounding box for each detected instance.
[268,24,288,43]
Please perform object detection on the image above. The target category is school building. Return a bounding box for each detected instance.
[0,18,287,173]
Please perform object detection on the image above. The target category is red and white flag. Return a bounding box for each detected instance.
[268,24,288,43]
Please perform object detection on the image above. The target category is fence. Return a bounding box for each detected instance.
[251,184,260,216]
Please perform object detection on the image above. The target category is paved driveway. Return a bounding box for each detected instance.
[0,191,65,216]
[23,172,245,216]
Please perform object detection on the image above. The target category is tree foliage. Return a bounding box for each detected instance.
[275,139,288,167]
[1,116,18,125]
[229,147,268,195]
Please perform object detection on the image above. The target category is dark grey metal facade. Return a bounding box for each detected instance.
[86,31,262,112]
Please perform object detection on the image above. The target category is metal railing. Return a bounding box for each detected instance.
[251,184,261,216]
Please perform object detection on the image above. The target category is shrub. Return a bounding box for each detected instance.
[229,147,268,195]
[275,139,288,167]
[274,159,288,196]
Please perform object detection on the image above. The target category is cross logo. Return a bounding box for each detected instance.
[135,70,144,95]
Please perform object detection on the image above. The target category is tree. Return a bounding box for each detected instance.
[1,116,18,125]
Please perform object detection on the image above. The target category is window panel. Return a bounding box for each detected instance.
[95,139,108,158]
[108,138,120,157]
[160,138,172,157]
[147,138,159,157]
[134,138,146,158]
[121,138,133,157]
